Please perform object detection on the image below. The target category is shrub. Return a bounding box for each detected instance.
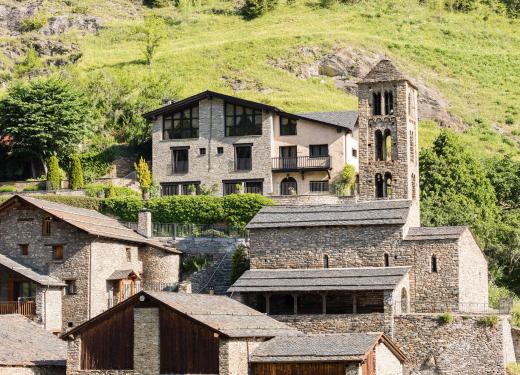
[508,363,520,375]
[47,156,62,190]
[19,14,48,32]
[23,184,40,192]
[100,196,145,222]
[182,254,210,273]
[222,194,274,230]
[0,185,17,193]
[32,195,101,210]
[134,157,152,193]
[511,303,520,327]
[241,0,278,19]
[146,195,225,224]
[230,244,250,284]
[69,155,85,190]
[144,0,172,7]
[85,183,107,198]
[478,315,499,327]
[444,0,477,12]
[438,312,454,324]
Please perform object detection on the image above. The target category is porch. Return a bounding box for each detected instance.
[0,266,38,316]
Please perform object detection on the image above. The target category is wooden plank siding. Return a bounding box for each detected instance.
[160,305,219,374]
[361,349,376,375]
[252,363,347,375]
[80,304,134,370]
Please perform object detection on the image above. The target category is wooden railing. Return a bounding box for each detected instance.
[272,156,331,171]
[0,301,36,316]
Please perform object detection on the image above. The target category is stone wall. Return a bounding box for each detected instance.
[219,338,263,375]
[0,367,65,375]
[133,308,160,375]
[140,246,179,286]
[394,314,506,375]
[512,327,520,361]
[270,195,357,205]
[152,97,274,196]
[275,313,386,334]
[375,342,403,375]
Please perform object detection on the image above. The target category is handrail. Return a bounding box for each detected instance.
[272,156,331,170]
[0,301,36,316]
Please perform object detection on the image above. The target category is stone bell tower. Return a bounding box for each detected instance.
[357,59,420,205]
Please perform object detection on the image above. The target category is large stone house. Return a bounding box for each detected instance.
[0,195,180,332]
[144,91,359,197]
[62,290,406,375]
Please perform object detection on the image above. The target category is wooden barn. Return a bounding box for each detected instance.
[61,290,301,375]
[249,333,407,375]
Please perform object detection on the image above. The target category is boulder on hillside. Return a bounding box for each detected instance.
[41,15,101,36]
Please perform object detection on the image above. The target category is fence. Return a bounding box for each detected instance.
[394,299,513,315]
[0,301,36,316]
[120,221,247,239]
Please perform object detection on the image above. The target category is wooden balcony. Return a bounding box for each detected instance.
[272,156,331,172]
[0,301,36,316]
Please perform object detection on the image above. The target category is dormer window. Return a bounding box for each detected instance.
[225,103,262,137]
[163,105,199,140]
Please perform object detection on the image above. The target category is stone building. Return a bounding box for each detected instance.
[0,195,181,332]
[0,315,66,375]
[144,91,359,197]
[62,290,407,375]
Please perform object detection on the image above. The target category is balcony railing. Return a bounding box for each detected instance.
[0,301,36,316]
[272,156,331,171]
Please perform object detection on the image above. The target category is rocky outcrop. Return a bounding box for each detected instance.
[270,45,463,129]
[0,2,40,36]
[41,15,100,36]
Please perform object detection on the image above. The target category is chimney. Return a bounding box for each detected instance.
[137,209,152,238]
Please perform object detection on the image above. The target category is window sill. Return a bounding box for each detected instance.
[160,138,199,142]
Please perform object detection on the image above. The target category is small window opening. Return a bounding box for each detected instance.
[20,244,29,256]
[199,148,206,155]
[375,173,384,198]
[372,92,382,115]
[384,172,393,198]
[375,130,383,161]
[383,129,392,161]
[384,253,390,267]
[42,217,52,236]
[52,245,64,261]
[431,255,438,273]
[65,280,77,295]
[126,248,132,262]
[323,255,329,269]
[384,90,394,115]
[217,147,224,154]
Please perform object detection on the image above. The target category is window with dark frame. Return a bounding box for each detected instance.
[234,145,252,171]
[223,182,240,195]
[372,92,382,115]
[20,244,29,256]
[431,255,438,273]
[384,253,390,267]
[244,181,263,194]
[280,117,297,136]
[217,147,224,154]
[161,182,200,196]
[199,148,206,155]
[309,144,329,157]
[65,280,77,295]
[310,181,329,193]
[172,148,189,174]
[222,180,263,195]
[384,90,394,115]
[53,245,64,261]
[163,105,199,140]
[42,217,51,236]
[225,103,262,137]
[352,149,358,158]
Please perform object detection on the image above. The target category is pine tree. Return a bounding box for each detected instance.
[134,157,152,194]
[230,245,250,284]
[47,156,61,190]
[69,155,84,190]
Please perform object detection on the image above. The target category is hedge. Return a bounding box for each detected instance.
[222,194,274,230]
[32,195,102,210]
[100,196,144,222]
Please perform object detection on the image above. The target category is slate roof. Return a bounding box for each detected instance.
[63,291,302,339]
[297,111,358,130]
[106,269,140,280]
[246,200,412,229]
[0,195,179,254]
[404,226,467,241]
[0,254,65,287]
[360,59,416,88]
[228,267,410,293]
[0,315,66,367]
[250,333,384,363]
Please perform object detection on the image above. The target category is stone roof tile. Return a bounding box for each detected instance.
[0,254,65,287]
[297,111,358,130]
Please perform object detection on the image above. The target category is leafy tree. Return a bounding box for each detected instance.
[134,15,167,65]
[69,155,85,190]
[0,77,91,170]
[485,155,520,209]
[230,245,250,284]
[47,155,61,190]
[134,157,152,193]
[419,131,499,247]
[241,0,278,19]
[15,48,42,78]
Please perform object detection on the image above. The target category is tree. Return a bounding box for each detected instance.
[15,48,42,78]
[230,245,250,284]
[134,15,167,65]
[134,157,152,195]
[47,155,61,190]
[419,131,499,247]
[0,77,91,171]
[241,0,278,19]
[485,155,520,209]
[69,155,84,190]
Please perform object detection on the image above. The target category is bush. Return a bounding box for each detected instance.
[508,363,520,375]
[85,184,139,198]
[47,156,62,190]
[0,185,17,193]
[478,315,499,327]
[241,0,278,19]
[135,157,152,193]
[32,195,101,210]
[444,0,477,12]
[69,155,85,190]
[19,14,48,32]
[511,303,520,327]
[230,244,250,284]
[100,196,145,222]
[182,254,210,273]
[23,184,40,192]
[85,183,107,198]
[147,195,225,224]
[222,194,274,230]
[438,312,454,324]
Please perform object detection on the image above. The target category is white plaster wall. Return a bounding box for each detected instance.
[458,229,488,309]
[43,287,63,332]
[375,342,403,375]
[502,316,517,365]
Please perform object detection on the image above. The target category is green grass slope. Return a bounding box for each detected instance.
[5,0,520,155]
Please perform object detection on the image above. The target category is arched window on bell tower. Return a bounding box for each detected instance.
[375,130,383,161]
[375,173,384,198]
[384,90,394,115]
[384,172,393,198]
[383,129,392,161]
[372,92,382,115]
[411,173,417,200]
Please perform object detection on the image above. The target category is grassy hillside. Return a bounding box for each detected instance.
[1,0,520,156]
